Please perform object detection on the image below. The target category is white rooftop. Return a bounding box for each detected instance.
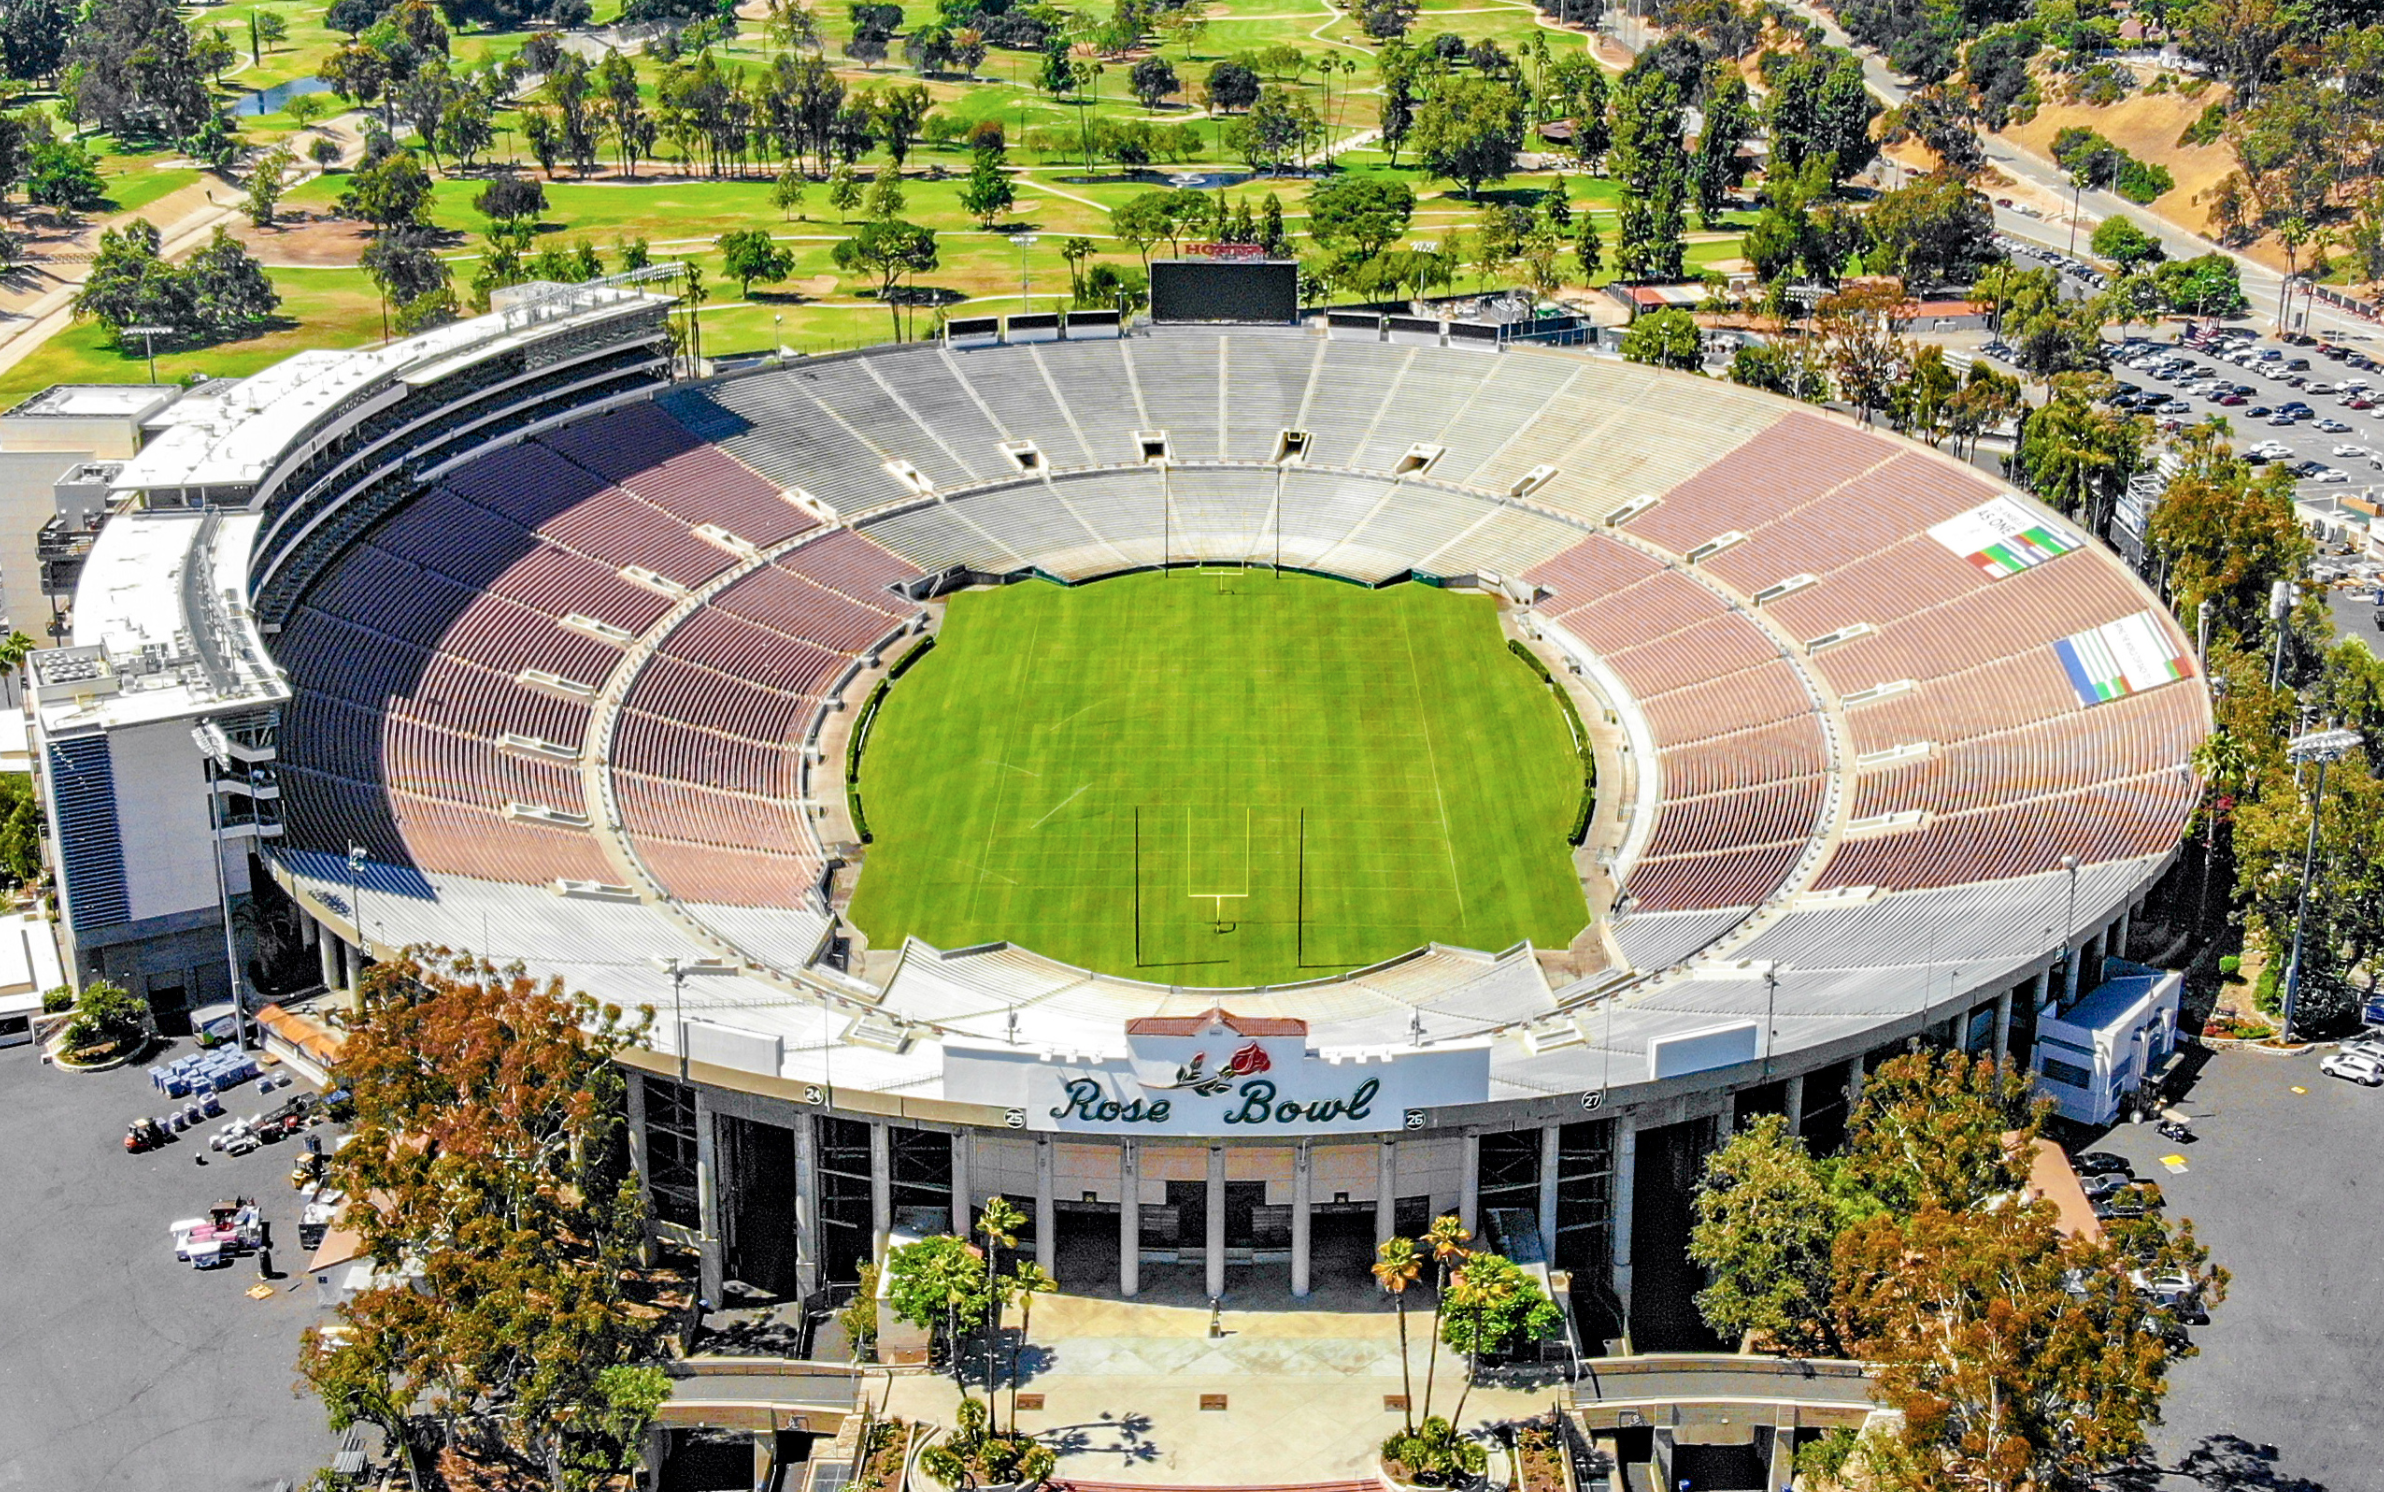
[0,910,64,1006]
[2,385,178,422]
[109,284,672,495]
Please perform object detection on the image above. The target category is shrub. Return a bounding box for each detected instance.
[60,978,146,1056]
[921,1394,1056,1489]
[1508,640,1596,845]
[2217,954,2242,979]
[1382,1416,1486,1488]
[2178,100,2227,148]
[41,984,72,1013]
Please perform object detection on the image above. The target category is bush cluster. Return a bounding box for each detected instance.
[1507,639,1596,845]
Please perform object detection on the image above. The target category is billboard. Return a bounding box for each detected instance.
[2052,609,2195,707]
[1151,259,1299,324]
[1927,497,2082,579]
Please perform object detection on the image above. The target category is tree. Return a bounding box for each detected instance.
[773,162,809,221]
[60,977,146,1055]
[1306,173,1415,261]
[2147,448,2311,655]
[0,0,69,84]
[1621,307,1703,369]
[297,952,654,1485]
[475,172,547,227]
[26,138,105,214]
[1999,267,2107,382]
[1835,1199,2212,1492]
[0,771,38,887]
[1359,0,1419,36]
[1006,1260,1056,1430]
[884,1233,993,1393]
[361,228,450,334]
[2090,214,2166,269]
[1418,1214,1469,1423]
[1841,1049,2045,1216]
[2018,374,2145,532]
[1573,209,1603,282]
[597,49,650,177]
[1205,59,1260,113]
[865,161,905,220]
[1414,77,1525,200]
[253,9,289,58]
[1373,1237,1422,1434]
[1864,175,1999,286]
[717,228,794,297]
[871,81,933,167]
[1439,1251,1560,1425]
[1130,55,1179,111]
[63,0,214,141]
[959,147,1014,227]
[74,219,189,339]
[1760,45,1878,188]
[244,146,296,229]
[974,1198,1025,1412]
[340,148,434,232]
[1610,64,1687,278]
[832,217,937,340]
[183,226,281,336]
[1226,85,1320,172]
[1688,67,1752,227]
[1816,279,1913,425]
[1689,1114,1842,1354]
[828,162,862,220]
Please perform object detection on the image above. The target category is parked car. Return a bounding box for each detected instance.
[2318,418,2353,433]
[2074,1151,2133,1177]
[2319,1050,2384,1085]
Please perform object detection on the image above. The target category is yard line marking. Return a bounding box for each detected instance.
[1028,783,1092,831]
[983,758,1040,777]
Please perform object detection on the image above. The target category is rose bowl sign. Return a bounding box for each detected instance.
[942,1010,1490,1136]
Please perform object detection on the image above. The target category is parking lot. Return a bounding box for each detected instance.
[0,1040,342,1491]
[2080,1043,2384,1491]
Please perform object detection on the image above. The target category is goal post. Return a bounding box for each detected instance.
[1184,805,1251,930]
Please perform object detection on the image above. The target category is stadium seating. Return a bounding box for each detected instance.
[269,329,2203,997]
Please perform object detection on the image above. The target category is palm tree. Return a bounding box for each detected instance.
[1006,1259,1057,1433]
[0,629,33,708]
[1418,1214,1470,1422]
[1373,1236,1422,1433]
[976,1197,1026,1407]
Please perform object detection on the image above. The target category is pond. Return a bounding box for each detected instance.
[1054,169,1302,190]
[230,77,333,118]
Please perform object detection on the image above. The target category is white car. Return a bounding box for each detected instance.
[2334,443,2372,458]
[2317,418,2353,433]
[2320,1050,2384,1085]
[2315,468,2351,483]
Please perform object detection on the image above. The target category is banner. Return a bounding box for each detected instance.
[2054,610,2195,706]
[1928,497,2083,578]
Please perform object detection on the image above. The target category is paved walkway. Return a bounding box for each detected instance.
[886,1287,1564,1485]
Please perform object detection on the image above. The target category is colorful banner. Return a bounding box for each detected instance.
[1928,497,2083,578]
[2054,610,2195,706]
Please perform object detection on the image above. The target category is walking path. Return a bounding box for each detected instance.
[883,1288,1559,1486]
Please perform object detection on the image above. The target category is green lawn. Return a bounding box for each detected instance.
[847,571,1589,985]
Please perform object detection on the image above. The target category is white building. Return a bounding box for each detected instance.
[2031,959,2183,1126]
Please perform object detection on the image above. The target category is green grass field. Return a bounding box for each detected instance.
[846,571,1589,985]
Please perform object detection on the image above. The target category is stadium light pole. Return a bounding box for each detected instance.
[658,955,691,1081]
[2059,852,2080,1007]
[2269,577,2294,691]
[191,724,252,1053]
[124,325,175,384]
[2281,727,2363,1042]
[345,840,369,1000]
[1016,233,1040,315]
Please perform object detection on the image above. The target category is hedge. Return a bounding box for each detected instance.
[843,638,935,845]
[1508,639,1597,846]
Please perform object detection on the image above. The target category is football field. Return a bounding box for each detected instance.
[845,570,1590,986]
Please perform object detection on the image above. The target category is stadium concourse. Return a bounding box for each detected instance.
[32,294,2205,1351]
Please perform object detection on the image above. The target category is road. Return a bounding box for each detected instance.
[1762,0,2368,347]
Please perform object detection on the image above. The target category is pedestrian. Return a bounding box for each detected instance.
[257,1244,274,1280]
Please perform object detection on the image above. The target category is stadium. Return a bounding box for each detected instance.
[27,270,2206,1349]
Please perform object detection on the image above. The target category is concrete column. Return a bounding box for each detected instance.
[1715,1091,1736,1137]
[1993,985,2015,1064]
[1034,1138,1056,1275]
[2033,966,2052,1010]
[1766,1417,1796,1492]
[1205,1144,1227,1300]
[694,1088,723,1303]
[1782,1073,1805,1136]
[2064,939,2085,1006]
[1119,1140,1140,1299]
[2115,906,2132,960]
[1458,1131,1480,1237]
[1537,1123,1562,1262]
[1846,1056,1866,1114]
[951,1131,973,1238]
[1609,1116,1637,1325]
[794,1111,820,1300]
[868,1121,892,1262]
[1291,1140,1313,1299]
[1375,1139,1397,1245]
[317,923,339,993]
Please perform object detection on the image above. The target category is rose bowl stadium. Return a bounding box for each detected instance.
[24,273,2205,1346]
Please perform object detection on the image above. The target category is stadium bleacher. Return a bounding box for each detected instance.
[268,329,2203,1004]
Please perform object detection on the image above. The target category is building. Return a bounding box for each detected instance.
[35,311,2202,1349]
[2029,959,2183,1127]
